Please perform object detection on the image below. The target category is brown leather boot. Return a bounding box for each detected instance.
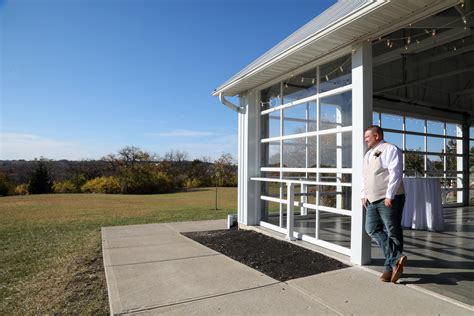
[380,271,392,282]
[391,255,407,283]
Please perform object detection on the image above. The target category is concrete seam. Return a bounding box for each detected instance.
[103,240,189,249]
[102,232,180,240]
[283,282,344,316]
[105,253,222,268]
[121,282,282,315]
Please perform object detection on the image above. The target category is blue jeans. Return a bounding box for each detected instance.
[365,194,405,272]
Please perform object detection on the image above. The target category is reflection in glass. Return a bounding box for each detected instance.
[319,134,337,168]
[263,143,280,167]
[427,155,443,171]
[381,113,403,130]
[427,120,444,135]
[261,83,281,108]
[405,153,424,175]
[373,112,380,126]
[385,132,403,149]
[283,102,316,136]
[427,136,444,153]
[320,55,352,93]
[282,140,315,168]
[406,134,424,151]
[342,132,352,168]
[282,68,317,104]
[406,117,424,133]
[319,92,352,130]
[268,114,280,138]
[446,123,461,137]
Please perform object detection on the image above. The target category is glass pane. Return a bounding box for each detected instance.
[404,152,424,175]
[470,127,474,140]
[385,132,403,149]
[381,113,403,131]
[282,68,317,103]
[427,136,444,153]
[319,185,337,208]
[373,112,380,126]
[261,83,281,108]
[445,139,458,155]
[319,91,352,130]
[446,155,458,171]
[405,117,425,133]
[283,102,316,136]
[268,114,280,138]
[445,190,458,204]
[446,123,461,137]
[281,137,317,169]
[319,213,351,248]
[427,155,443,171]
[470,141,474,154]
[342,132,352,168]
[406,134,424,151]
[263,142,280,167]
[470,172,474,205]
[264,201,281,225]
[320,55,352,93]
[427,120,444,135]
[319,134,337,168]
[406,117,424,133]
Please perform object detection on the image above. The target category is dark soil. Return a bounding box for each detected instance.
[182,229,349,282]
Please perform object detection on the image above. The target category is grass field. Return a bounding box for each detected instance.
[0,188,237,314]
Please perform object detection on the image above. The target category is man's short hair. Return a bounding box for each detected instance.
[364,125,384,138]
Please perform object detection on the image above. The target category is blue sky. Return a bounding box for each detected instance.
[0,0,336,161]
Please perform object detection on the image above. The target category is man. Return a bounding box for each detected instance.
[361,125,407,283]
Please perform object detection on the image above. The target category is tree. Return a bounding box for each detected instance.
[0,170,14,196]
[28,162,53,194]
[103,146,173,194]
[212,153,237,187]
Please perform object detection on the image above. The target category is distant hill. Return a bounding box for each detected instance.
[0,160,111,184]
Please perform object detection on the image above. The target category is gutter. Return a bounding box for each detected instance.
[219,93,246,114]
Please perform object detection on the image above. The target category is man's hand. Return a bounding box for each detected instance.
[361,198,368,210]
[384,198,393,208]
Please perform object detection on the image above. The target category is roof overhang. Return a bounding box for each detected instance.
[213,0,459,97]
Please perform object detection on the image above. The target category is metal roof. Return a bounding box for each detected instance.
[213,0,459,97]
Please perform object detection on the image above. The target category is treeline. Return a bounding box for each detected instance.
[0,147,237,196]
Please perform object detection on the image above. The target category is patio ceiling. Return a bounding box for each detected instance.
[213,0,460,97]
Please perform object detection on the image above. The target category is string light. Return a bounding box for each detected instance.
[373,8,473,52]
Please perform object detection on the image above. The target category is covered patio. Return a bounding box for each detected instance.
[213,0,473,308]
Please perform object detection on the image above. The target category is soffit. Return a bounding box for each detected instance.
[213,0,459,97]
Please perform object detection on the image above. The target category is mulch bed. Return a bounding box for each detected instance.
[182,228,349,282]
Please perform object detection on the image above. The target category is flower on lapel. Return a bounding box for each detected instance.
[374,150,382,158]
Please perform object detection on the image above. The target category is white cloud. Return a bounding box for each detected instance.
[146,129,215,137]
[0,132,99,160]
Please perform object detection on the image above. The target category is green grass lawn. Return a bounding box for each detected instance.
[0,187,237,314]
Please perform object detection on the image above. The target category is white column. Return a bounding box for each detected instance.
[456,124,463,204]
[237,90,261,226]
[286,182,296,240]
[351,42,372,265]
[462,120,469,206]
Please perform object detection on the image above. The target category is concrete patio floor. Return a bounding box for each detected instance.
[102,220,473,315]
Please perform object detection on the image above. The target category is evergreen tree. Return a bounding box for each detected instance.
[28,162,53,194]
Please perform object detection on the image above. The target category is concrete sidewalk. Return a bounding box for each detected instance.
[102,220,472,315]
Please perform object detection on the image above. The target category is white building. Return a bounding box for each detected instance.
[213,0,473,265]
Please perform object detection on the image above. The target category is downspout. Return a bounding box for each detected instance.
[219,93,246,114]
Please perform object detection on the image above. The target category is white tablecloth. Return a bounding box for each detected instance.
[402,178,444,231]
